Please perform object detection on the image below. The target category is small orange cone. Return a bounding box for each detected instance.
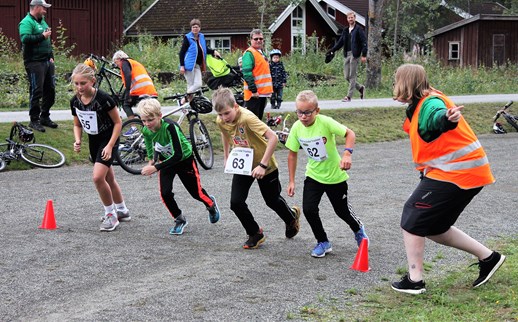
[39,199,57,230]
[350,238,370,272]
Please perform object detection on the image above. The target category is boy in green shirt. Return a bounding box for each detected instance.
[286,90,368,258]
[137,99,220,235]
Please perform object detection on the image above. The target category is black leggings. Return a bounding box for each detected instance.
[158,156,213,219]
[303,177,362,243]
[230,169,295,235]
[244,96,267,120]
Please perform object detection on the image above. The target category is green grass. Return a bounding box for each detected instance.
[0,102,510,171]
[291,237,517,321]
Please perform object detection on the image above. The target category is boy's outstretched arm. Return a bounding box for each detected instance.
[287,150,298,197]
[340,128,356,171]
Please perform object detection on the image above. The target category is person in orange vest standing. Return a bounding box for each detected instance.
[112,50,157,119]
[391,64,505,294]
[242,29,273,121]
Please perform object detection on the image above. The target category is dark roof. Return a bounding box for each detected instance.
[334,0,368,19]
[125,0,285,36]
[455,1,507,15]
[427,14,518,38]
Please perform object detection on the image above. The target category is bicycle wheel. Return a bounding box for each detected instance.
[0,158,5,172]
[20,143,65,168]
[503,113,518,131]
[116,118,148,175]
[189,118,214,170]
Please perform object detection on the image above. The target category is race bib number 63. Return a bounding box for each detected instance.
[224,147,254,176]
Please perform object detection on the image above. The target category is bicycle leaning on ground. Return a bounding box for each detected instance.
[492,101,517,134]
[0,122,66,172]
[266,112,291,145]
[115,88,215,174]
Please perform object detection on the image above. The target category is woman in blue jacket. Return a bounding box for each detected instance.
[179,19,220,96]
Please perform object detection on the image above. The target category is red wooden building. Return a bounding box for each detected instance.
[0,0,123,57]
[427,14,518,67]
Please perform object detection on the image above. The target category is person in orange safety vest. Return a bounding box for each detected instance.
[390,64,505,295]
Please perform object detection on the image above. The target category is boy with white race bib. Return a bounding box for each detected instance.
[70,63,130,232]
[213,87,300,249]
[286,90,368,258]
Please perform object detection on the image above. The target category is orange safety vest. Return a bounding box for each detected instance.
[243,47,273,101]
[405,90,495,189]
[121,59,157,97]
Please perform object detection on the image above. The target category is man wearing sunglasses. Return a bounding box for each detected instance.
[242,29,273,120]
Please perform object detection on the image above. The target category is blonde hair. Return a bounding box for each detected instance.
[393,64,431,104]
[190,19,201,27]
[112,50,129,63]
[71,63,96,95]
[212,87,236,112]
[346,11,356,17]
[137,98,162,118]
[296,90,319,108]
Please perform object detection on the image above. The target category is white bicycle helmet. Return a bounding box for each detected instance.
[270,49,282,58]
[493,122,506,134]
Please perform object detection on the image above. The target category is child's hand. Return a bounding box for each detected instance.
[252,166,266,179]
[287,182,295,197]
[101,146,112,161]
[141,164,157,176]
[73,141,81,153]
[340,154,352,170]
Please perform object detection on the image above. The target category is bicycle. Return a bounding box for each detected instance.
[0,122,66,172]
[492,101,517,133]
[115,88,215,175]
[84,54,124,106]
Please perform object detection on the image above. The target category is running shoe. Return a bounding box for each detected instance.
[311,241,332,258]
[169,215,188,235]
[471,251,506,288]
[100,213,119,232]
[243,228,265,249]
[354,226,369,247]
[207,195,220,224]
[391,274,426,294]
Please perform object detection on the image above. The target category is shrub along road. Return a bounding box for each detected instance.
[0,133,516,320]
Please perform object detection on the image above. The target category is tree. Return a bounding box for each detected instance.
[123,0,155,29]
[366,0,385,89]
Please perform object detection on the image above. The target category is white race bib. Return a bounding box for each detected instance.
[225,147,254,176]
[76,109,99,135]
[299,137,327,161]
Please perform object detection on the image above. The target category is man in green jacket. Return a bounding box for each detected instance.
[19,0,57,132]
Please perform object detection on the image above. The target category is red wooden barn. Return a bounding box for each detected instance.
[0,0,123,57]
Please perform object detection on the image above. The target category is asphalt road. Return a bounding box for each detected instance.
[1,133,516,321]
[1,94,517,123]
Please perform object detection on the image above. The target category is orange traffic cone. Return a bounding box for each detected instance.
[350,238,370,272]
[39,199,57,230]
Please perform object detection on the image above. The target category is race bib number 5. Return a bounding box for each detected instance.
[225,147,254,176]
[299,137,327,161]
[76,109,99,135]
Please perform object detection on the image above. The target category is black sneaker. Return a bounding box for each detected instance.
[285,206,300,238]
[391,274,426,294]
[471,251,506,288]
[40,117,58,128]
[29,121,45,132]
[243,228,265,249]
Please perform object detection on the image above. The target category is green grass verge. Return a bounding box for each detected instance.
[289,237,517,321]
[0,102,510,171]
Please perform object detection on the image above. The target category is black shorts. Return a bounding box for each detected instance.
[88,132,118,167]
[401,177,482,236]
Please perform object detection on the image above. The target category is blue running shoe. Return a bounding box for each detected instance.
[169,215,188,235]
[311,241,332,258]
[208,195,220,224]
[123,126,138,137]
[354,226,369,247]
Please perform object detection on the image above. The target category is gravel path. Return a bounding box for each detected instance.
[0,133,516,321]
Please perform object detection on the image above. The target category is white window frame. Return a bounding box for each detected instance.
[448,41,460,60]
[205,37,231,52]
[327,5,336,19]
[291,5,306,53]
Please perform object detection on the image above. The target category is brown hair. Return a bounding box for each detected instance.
[212,87,236,112]
[190,19,201,27]
[392,64,431,104]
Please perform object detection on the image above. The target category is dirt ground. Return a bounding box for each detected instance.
[1,133,516,321]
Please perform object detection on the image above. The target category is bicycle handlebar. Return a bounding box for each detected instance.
[163,87,210,101]
[493,101,513,122]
